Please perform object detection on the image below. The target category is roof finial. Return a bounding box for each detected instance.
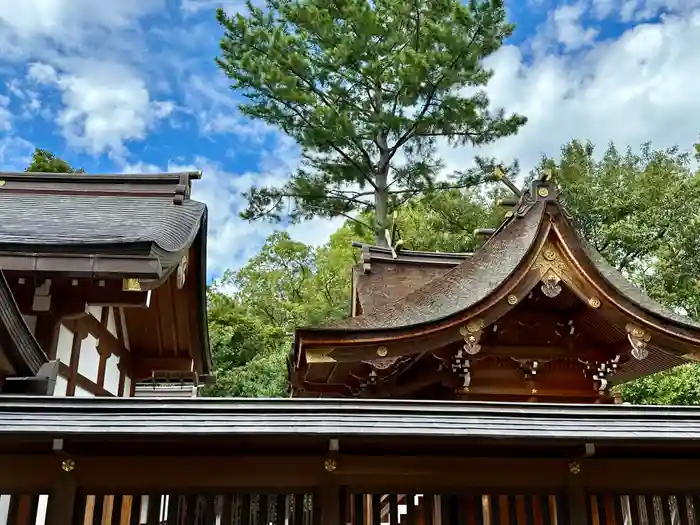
[493,166,521,197]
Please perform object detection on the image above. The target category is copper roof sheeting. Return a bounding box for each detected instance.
[0,171,206,275]
[4,396,700,441]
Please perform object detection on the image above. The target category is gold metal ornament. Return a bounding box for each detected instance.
[626,324,651,361]
[543,249,557,261]
[61,459,75,472]
[460,318,485,355]
[466,319,484,333]
[588,297,601,309]
[568,461,581,475]
[0,180,5,187]
[507,294,518,305]
[376,346,388,357]
[324,459,337,472]
[537,187,549,198]
[122,278,142,292]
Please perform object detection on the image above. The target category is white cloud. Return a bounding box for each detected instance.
[27,61,174,158]
[0,0,167,157]
[0,0,162,51]
[439,6,700,181]
[552,2,599,51]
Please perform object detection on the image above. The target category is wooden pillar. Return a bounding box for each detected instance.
[318,456,341,525]
[47,460,77,525]
[565,461,587,525]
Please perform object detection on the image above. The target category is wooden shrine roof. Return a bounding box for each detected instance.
[0,171,212,377]
[0,171,206,278]
[0,271,46,375]
[1,395,700,443]
[293,179,700,387]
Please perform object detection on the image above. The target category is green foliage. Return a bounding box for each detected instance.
[535,140,700,280]
[215,0,526,242]
[395,187,506,252]
[25,148,84,173]
[206,137,700,404]
[617,364,700,406]
[204,229,372,396]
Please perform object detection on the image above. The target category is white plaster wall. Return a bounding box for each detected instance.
[106,307,118,338]
[53,375,68,397]
[21,315,36,335]
[87,305,103,321]
[74,385,94,397]
[124,376,132,397]
[56,324,73,366]
[119,307,131,350]
[103,353,120,396]
[77,334,100,384]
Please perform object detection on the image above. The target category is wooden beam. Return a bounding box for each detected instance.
[12,284,150,314]
[131,357,194,381]
[1,455,698,494]
[77,314,133,376]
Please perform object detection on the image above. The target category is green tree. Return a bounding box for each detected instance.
[205,229,372,396]
[25,148,84,173]
[215,0,526,244]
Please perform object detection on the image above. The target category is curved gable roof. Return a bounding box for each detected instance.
[297,180,700,341]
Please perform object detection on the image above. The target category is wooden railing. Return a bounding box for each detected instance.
[346,492,566,525]
[3,456,700,525]
[587,493,699,525]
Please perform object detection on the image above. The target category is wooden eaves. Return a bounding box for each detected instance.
[293,179,700,392]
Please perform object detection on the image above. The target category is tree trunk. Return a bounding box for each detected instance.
[374,173,389,247]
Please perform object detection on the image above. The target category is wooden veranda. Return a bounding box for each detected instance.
[2,397,700,525]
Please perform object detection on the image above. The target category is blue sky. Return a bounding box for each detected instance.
[0,0,699,280]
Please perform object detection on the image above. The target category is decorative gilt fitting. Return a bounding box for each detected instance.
[626,324,651,361]
[537,187,549,198]
[568,461,581,475]
[376,346,388,357]
[465,319,484,334]
[61,459,76,472]
[543,249,557,261]
[541,274,562,299]
[531,388,538,394]
[324,458,337,472]
[459,319,484,355]
[122,278,142,292]
[0,180,5,187]
[588,297,601,309]
[507,294,518,305]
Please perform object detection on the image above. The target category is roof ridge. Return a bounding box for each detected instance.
[1,171,201,183]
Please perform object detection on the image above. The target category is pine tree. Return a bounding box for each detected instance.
[216,0,526,244]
